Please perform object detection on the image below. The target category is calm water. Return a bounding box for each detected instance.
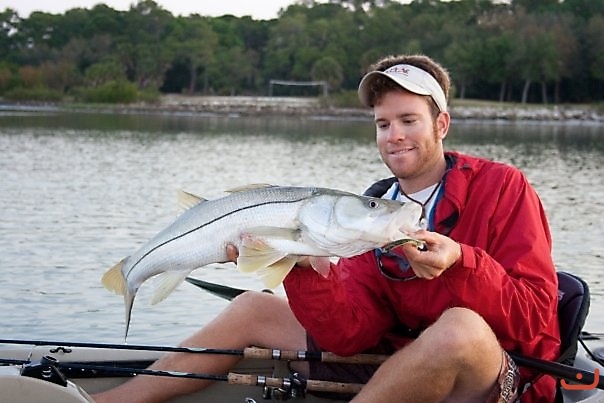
[0,110,602,345]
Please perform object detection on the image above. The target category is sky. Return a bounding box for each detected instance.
[2,0,303,20]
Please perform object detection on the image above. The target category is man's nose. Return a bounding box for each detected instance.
[387,122,406,142]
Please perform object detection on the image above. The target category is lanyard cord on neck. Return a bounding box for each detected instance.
[394,180,443,229]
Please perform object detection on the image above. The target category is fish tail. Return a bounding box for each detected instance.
[101,258,127,295]
[124,289,135,340]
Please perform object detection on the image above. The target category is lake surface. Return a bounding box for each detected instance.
[0,110,602,346]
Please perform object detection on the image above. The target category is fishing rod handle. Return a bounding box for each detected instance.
[242,347,388,365]
[321,351,389,365]
[227,373,364,394]
[306,379,364,394]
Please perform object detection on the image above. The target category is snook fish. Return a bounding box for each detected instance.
[102,185,423,337]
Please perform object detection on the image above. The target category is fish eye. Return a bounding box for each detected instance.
[367,199,379,209]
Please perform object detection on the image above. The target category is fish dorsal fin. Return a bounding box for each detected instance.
[177,190,207,211]
[256,256,299,289]
[224,183,276,193]
[151,271,190,305]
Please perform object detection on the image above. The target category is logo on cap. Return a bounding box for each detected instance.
[385,66,409,76]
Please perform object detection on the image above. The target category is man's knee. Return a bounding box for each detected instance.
[424,307,500,363]
[226,290,286,323]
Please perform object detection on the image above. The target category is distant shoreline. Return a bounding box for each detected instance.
[2,95,603,123]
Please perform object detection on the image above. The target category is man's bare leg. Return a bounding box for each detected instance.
[93,291,307,403]
[352,307,504,403]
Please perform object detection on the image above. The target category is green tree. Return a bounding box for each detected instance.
[40,60,79,92]
[264,13,311,81]
[510,11,579,104]
[511,0,560,13]
[443,39,480,100]
[311,56,344,93]
[18,65,42,88]
[0,62,15,93]
[0,9,21,62]
[170,16,218,94]
[84,59,126,87]
[117,0,175,90]
[0,0,600,103]
[585,15,604,82]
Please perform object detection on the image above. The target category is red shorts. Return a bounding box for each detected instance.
[484,351,520,403]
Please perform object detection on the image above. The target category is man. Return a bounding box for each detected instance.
[94,54,559,403]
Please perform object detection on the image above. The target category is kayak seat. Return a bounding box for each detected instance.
[556,271,590,366]
[553,271,590,403]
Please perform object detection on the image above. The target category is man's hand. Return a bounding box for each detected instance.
[400,230,461,279]
[225,244,239,263]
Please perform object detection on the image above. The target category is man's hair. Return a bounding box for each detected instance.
[364,54,451,118]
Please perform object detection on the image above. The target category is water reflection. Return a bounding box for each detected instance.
[3,110,603,150]
[0,111,602,343]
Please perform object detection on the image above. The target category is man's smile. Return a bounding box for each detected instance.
[388,145,416,155]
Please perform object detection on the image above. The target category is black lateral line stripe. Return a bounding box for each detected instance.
[125,197,309,277]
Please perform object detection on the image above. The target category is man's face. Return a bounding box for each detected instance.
[373,89,448,182]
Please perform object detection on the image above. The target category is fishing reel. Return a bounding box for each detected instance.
[21,355,68,387]
[260,372,306,400]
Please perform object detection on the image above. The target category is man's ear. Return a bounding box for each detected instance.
[436,112,451,140]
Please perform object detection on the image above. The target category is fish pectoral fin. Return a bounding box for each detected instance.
[309,256,331,278]
[151,271,190,305]
[237,246,289,273]
[237,228,297,273]
[177,190,207,211]
[256,256,299,289]
[102,258,127,296]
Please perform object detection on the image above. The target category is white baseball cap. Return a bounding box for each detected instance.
[358,63,448,112]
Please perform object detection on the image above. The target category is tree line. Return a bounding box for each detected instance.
[0,0,602,105]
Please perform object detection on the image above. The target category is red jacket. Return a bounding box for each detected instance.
[284,152,560,402]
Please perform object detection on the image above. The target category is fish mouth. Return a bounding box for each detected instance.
[389,204,423,238]
[357,203,422,244]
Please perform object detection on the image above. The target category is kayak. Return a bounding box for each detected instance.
[1,274,603,402]
[0,334,602,402]
[0,341,351,403]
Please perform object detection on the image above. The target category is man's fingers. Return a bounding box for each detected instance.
[226,244,239,262]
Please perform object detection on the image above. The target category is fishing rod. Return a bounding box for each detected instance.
[185,277,604,390]
[14,355,363,396]
[2,337,602,389]
[0,338,388,365]
[508,352,604,390]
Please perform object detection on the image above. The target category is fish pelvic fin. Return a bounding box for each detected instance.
[256,256,299,289]
[151,271,190,305]
[102,258,127,296]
